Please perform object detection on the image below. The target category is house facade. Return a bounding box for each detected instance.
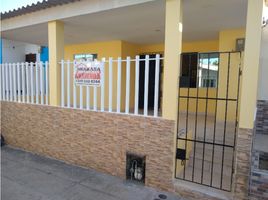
[1,0,268,199]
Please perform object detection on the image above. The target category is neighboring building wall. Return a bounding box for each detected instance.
[249,24,268,199]
[2,39,40,63]
[256,100,268,135]
[250,150,268,199]
[258,26,268,101]
[0,38,2,63]
[1,101,175,192]
[40,46,49,62]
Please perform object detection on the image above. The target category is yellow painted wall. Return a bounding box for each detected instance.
[63,30,245,119]
[182,40,219,52]
[135,40,219,114]
[136,41,218,114]
[219,29,245,51]
[64,40,122,110]
[121,41,140,111]
[217,29,245,121]
[177,30,245,122]
[137,43,164,54]
[239,0,263,129]
[48,21,64,106]
[134,39,219,54]
[179,40,219,116]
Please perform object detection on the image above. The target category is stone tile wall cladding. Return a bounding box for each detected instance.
[0,101,175,192]
[250,150,268,200]
[249,100,268,199]
[256,100,268,135]
[234,128,253,200]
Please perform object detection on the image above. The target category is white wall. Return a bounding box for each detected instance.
[2,39,40,63]
[258,25,268,100]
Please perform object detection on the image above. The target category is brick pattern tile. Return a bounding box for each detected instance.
[1,102,175,192]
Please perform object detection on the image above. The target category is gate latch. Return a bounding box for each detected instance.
[176,148,186,160]
[176,148,186,166]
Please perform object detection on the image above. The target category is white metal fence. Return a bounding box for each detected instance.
[0,55,162,117]
[0,62,49,105]
[61,55,162,117]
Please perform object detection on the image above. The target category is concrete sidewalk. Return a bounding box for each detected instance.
[1,146,183,200]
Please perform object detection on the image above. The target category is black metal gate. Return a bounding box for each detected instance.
[175,51,242,191]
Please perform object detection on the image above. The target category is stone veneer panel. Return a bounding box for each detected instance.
[234,128,253,200]
[1,102,175,192]
[250,150,268,199]
[256,100,268,135]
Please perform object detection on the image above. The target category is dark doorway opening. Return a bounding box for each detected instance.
[25,53,36,63]
[179,52,198,88]
[138,54,162,110]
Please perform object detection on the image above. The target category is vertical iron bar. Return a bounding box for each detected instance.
[183,53,192,179]
[230,52,242,190]
[234,52,242,147]
[201,53,210,184]
[175,54,183,178]
[210,53,220,186]
[192,53,201,182]
[220,52,231,189]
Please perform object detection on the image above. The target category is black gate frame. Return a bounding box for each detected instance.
[175,51,242,192]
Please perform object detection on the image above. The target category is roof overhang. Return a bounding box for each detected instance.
[1,0,155,32]
[1,0,248,45]
[1,0,81,20]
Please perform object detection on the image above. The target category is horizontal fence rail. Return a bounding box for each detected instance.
[60,55,163,117]
[0,62,49,105]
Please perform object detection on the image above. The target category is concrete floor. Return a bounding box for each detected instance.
[1,146,183,200]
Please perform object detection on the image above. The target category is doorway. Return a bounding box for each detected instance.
[138,54,162,111]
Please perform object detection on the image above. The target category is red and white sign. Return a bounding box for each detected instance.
[74,61,103,86]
